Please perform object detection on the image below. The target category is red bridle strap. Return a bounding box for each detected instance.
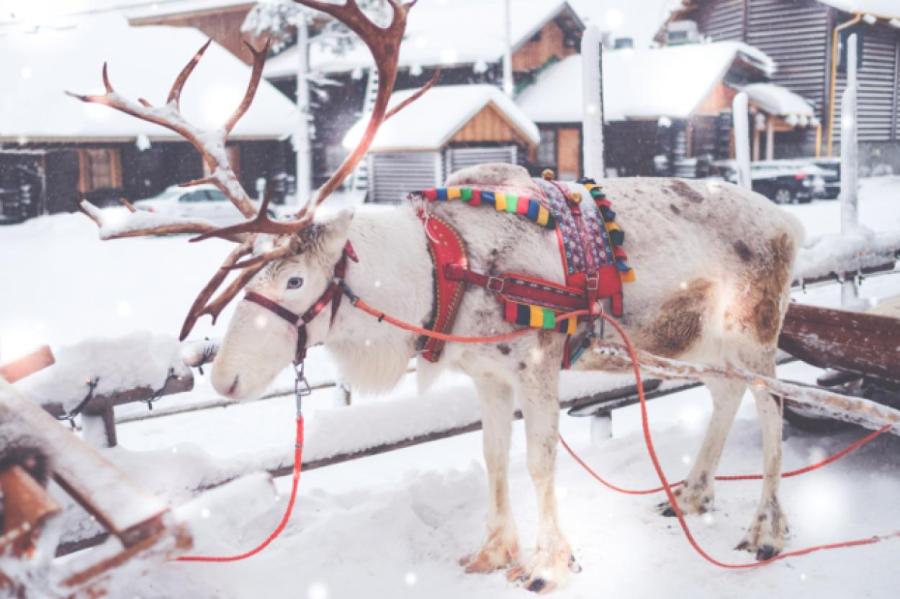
[242,243,356,364]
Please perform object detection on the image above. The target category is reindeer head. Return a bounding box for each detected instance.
[74,0,437,400]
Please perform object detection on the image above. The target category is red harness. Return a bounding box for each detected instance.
[415,182,624,366]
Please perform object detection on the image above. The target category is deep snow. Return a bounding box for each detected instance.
[1,178,899,597]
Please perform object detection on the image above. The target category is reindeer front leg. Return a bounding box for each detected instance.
[461,375,520,573]
[507,363,578,593]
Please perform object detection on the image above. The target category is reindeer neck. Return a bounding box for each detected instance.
[326,203,434,350]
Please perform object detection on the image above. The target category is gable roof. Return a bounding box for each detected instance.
[264,0,583,79]
[0,13,297,141]
[343,84,539,151]
[517,41,774,123]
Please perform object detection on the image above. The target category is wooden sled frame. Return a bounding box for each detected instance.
[0,354,193,597]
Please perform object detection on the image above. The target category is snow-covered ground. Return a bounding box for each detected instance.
[1,178,899,597]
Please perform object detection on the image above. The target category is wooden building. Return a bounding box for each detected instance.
[346,85,540,202]
[0,13,295,219]
[127,1,260,63]
[661,0,900,171]
[262,0,584,188]
[518,41,815,177]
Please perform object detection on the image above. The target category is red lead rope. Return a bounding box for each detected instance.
[586,311,899,568]
[175,297,897,567]
[177,415,304,563]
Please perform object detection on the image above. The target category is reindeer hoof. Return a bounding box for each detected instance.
[756,544,779,561]
[526,578,547,593]
[659,503,677,517]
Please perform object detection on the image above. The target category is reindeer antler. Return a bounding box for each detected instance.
[75,1,436,340]
[68,38,271,220]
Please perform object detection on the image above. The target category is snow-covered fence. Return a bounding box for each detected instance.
[15,333,194,447]
[793,230,900,286]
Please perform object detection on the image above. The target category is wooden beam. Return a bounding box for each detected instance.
[0,466,60,556]
[0,380,170,546]
[0,346,54,383]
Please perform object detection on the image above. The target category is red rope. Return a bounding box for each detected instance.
[559,423,892,495]
[569,312,900,569]
[174,296,898,568]
[177,415,305,563]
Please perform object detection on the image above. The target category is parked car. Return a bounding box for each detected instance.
[136,184,274,226]
[710,160,826,204]
[810,157,841,199]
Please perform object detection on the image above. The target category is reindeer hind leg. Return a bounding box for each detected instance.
[659,378,745,517]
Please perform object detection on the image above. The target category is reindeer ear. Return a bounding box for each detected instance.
[317,209,354,259]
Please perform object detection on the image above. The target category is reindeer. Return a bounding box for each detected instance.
[74,0,803,593]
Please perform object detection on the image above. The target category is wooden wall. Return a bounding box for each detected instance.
[451,104,535,150]
[512,19,578,72]
[556,127,581,179]
[695,82,739,115]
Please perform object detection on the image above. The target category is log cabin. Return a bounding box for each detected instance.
[660,0,900,173]
[262,0,585,190]
[0,12,295,220]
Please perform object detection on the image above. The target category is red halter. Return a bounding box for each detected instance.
[243,242,357,365]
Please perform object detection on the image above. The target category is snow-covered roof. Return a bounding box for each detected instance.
[568,0,682,49]
[264,0,580,79]
[817,1,900,18]
[0,14,297,142]
[0,0,253,27]
[741,83,815,119]
[342,84,539,151]
[518,41,774,123]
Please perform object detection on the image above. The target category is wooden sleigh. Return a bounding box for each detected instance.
[0,348,191,597]
[0,347,275,597]
[568,297,900,435]
[777,298,900,429]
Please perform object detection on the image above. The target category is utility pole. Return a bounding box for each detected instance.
[502,0,514,96]
[840,33,859,307]
[581,25,604,178]
[732,92,751,190]
[294,13,313,206]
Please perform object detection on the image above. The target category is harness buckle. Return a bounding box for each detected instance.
[293,362,312,415]
[486,276,506,294]
[585,276,600,291]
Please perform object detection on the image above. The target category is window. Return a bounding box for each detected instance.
[537,128,557,168]
[78,148,122,192]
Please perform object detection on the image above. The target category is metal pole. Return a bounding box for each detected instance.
[502,0,514,96]
[732,92,751,189]
[840,33,859,307]
[294,14,313,206]
[581,25,605,178]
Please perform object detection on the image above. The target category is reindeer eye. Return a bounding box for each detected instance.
[286,277,304,290]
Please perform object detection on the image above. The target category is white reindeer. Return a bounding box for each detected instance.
[75,0,802,593]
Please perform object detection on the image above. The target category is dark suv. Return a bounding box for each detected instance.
[711,160,826,204]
